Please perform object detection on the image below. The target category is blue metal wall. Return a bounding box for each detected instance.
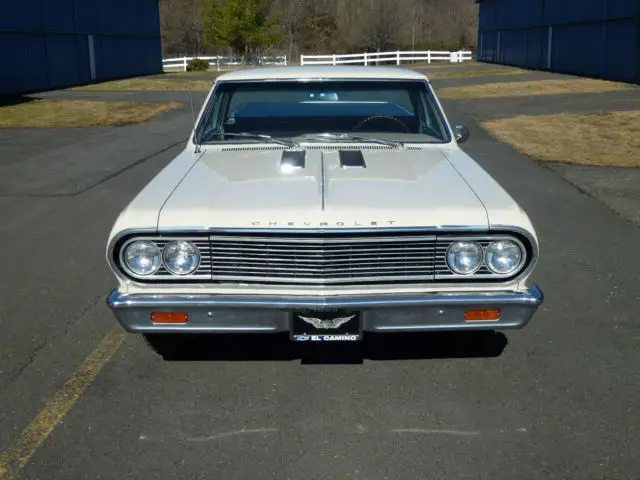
[477,0,640,83]
[0,0,162,95]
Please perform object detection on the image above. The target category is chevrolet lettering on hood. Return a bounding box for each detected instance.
[250,220,397,227]
[105,65,543,353]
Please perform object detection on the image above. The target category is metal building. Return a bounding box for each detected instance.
[476,0,640,83]
[0,0,162,96]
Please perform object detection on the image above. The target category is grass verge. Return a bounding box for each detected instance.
[437,78,632,100]
[0,99,183,127]
[73,78,213,92]
[428,67,526,79]
[482,111,640,168]
[411,61,481,69]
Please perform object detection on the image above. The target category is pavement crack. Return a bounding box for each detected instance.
[0,138,187,198]
[2,294,104,388]
[74,138,187,195]
[6,341,48,384]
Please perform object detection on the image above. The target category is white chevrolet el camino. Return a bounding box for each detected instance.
[106,66,543,344]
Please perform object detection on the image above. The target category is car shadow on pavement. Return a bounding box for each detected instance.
[143,331,508,364]
[0,94,36,107]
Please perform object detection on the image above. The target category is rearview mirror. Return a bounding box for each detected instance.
[454,125,470,143]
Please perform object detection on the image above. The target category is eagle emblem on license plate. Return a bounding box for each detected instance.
[297,314,356,330]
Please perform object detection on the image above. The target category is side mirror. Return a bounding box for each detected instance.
[454,125,470,143]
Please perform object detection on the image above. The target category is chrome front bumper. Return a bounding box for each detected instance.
[107,284,544,334]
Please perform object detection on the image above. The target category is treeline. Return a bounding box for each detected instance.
[159,0,478,58]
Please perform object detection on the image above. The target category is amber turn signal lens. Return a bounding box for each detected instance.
[464,309,501,321]
[151,312,188,324]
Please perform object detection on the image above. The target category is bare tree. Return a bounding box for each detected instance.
[364,2,401,52]
[160,0,206,55]
[158,0,479,57]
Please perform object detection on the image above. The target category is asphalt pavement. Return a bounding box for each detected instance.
[1,77,639,479]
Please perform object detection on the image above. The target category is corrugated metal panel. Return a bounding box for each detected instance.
[73,1,102,34]
[508,0,544,30]
[544,0,607,24]
[603,19,637,81]
[95,36,162,82]
[0,0,162,95]
[0,0,44,30]
[478,1,496,31]
[477,0,640,84]
[107,0,160,36]
[636,27,640,83]
[525,28,547,69]
[74,35,92,85]
[552,23,604,76]
[43,0,76,32]
[478,31,499,63]
[45,34,81,89]
[501,30,527,66]
[1,33,49,93]
[607,0,639,17]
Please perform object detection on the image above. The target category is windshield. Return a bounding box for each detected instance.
[194,80,451,145]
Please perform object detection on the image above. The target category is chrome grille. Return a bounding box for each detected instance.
[115,232,530,284]
[209,234,436,285]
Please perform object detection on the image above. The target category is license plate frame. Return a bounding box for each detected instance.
[290,310,362,342]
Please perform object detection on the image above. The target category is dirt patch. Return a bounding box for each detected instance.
[437,78,632,100]
[0,99,183,127]
[482,111,640,168]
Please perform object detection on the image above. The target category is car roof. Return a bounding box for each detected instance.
[215,66,429,82]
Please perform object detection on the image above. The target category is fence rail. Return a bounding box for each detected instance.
[300,50,473,66]
[162,55,288,72]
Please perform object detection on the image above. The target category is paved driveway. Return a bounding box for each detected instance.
[0,84,638,479]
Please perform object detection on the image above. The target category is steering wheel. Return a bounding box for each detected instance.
[352,115,411,133]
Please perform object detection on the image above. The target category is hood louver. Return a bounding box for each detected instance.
[338,150,366,169]
[280,149,306,171]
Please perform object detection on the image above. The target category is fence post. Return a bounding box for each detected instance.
[427,51,431,64]
[284,55,287,66]
[300,55,304,66]
[183,57,187,71]
[332,54,336,66]
[396,51,400,65]
[364,52,368,66]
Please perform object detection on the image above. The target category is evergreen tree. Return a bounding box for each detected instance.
[203,0,283,58]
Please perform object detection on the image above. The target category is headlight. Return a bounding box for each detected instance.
[485,240,522,275]
[163,240,200,275]
[446,241,483,275]
[123,240,161,276]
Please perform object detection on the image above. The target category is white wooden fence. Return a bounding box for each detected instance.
[300,50,473,66]
[163,55,288,72]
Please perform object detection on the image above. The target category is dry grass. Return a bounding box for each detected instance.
[162,70,220,76]
[482,111,640,168]
[437,78,632,100]
[73,78,212,92]
[428,67,526,79]
[411,61,481,69]
[0,100,183,127]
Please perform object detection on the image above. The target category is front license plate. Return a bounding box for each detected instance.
[291,310,362,342]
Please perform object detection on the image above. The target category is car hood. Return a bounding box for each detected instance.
[157,147,489,229]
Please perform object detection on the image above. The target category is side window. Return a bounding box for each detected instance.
[418,87,448,140]
[199,87,231,141]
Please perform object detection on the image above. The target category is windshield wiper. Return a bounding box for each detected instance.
[302,132,405,149]
[205,132,301,149]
